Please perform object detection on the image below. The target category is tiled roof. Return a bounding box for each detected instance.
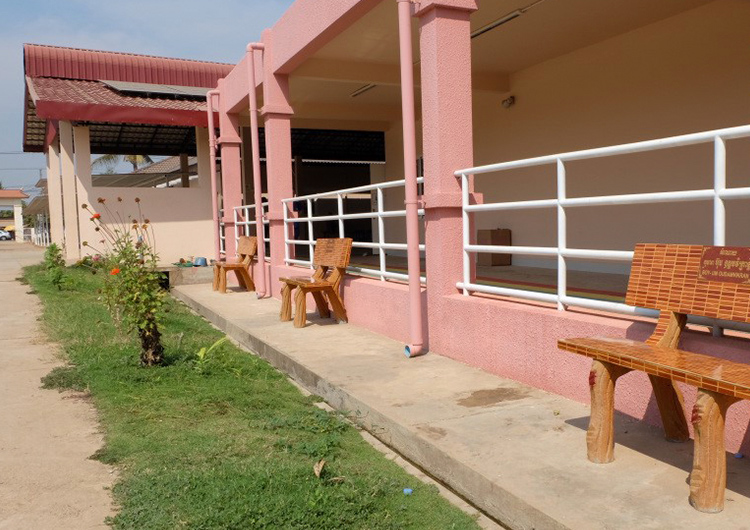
[29,77,208,125]
[31,78,207,112]
[134,156,197,174]
[24,44,232,87]
[0,190,30,199]
[23,44,229,153]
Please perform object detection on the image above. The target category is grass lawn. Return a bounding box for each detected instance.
[26,266,481,530]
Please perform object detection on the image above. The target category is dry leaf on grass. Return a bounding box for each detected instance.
[313,459,326,478]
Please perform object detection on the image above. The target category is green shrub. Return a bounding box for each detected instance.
[82,198,166,366]
[43,243,66,290]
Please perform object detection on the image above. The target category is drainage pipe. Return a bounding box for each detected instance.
[396,0,425,357]
[206,89,221,262]
[246,43,267,298]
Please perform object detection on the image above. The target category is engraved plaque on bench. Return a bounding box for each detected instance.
[699,246,750,285]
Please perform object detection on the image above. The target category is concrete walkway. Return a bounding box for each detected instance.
[174,282,750,530]
[0,243,113,529]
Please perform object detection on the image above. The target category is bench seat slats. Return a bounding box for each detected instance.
[559,337,750,400]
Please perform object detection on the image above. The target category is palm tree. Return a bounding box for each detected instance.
[92,154,154,173]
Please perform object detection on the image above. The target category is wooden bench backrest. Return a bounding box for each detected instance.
[313,238,353,269]
[626,243,750,325]
[237,236,258,267]
[312,238,353,287]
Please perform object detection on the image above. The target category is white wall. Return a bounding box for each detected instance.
[78,127,215,265]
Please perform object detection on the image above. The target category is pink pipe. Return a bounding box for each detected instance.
[397,0,425,357]
[206,89,221,262]
[246,43,267,298]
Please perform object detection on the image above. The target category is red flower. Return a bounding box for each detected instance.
[110,268,120,275]
[92,213,101,219]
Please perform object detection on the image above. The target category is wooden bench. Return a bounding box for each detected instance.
[279,238,353,328]
[559,243,750,513]
[212,235,257,294]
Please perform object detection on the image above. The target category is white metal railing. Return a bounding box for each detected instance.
[282,178,426,283]
[33,214,50,247]
[218,208,226,256]
[234,203,270,261]
[455,124,750,331]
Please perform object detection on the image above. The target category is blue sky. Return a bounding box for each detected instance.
[0,0,294,194]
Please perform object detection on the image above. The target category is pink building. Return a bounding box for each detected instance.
[24,0,750,453]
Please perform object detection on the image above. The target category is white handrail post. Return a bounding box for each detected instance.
[283,202,290,264]
[264,203,269,244]
[461,172,471,295]
[713,135,727,337]
[377,187,386,281]
[557,158,567,311]
[714,135,727,246]
[306,198,314,269]
[233,207,239,256]
[337,193,345,238]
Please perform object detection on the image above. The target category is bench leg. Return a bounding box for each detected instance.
[212,265,220,291]
[587,360,630,464]
[294,288,307,328]
[219,268,228,294]
[689,390,737,513]
[648,375,690,442]
[241,268,255,292]
[280,284,294,321]
[311,291,330,318]
[326,290,348,323]
[235,269,247,290]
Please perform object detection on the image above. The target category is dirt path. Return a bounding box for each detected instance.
[0,243,114,529]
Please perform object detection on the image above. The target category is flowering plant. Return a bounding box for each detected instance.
[82,197,165,366]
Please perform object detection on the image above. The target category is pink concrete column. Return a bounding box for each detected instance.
[217,78,243,259]
[416,0,478,351]
[261,29,295,296]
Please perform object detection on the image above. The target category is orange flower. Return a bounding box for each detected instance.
[92,213,101,219]
[110,268,120,275]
